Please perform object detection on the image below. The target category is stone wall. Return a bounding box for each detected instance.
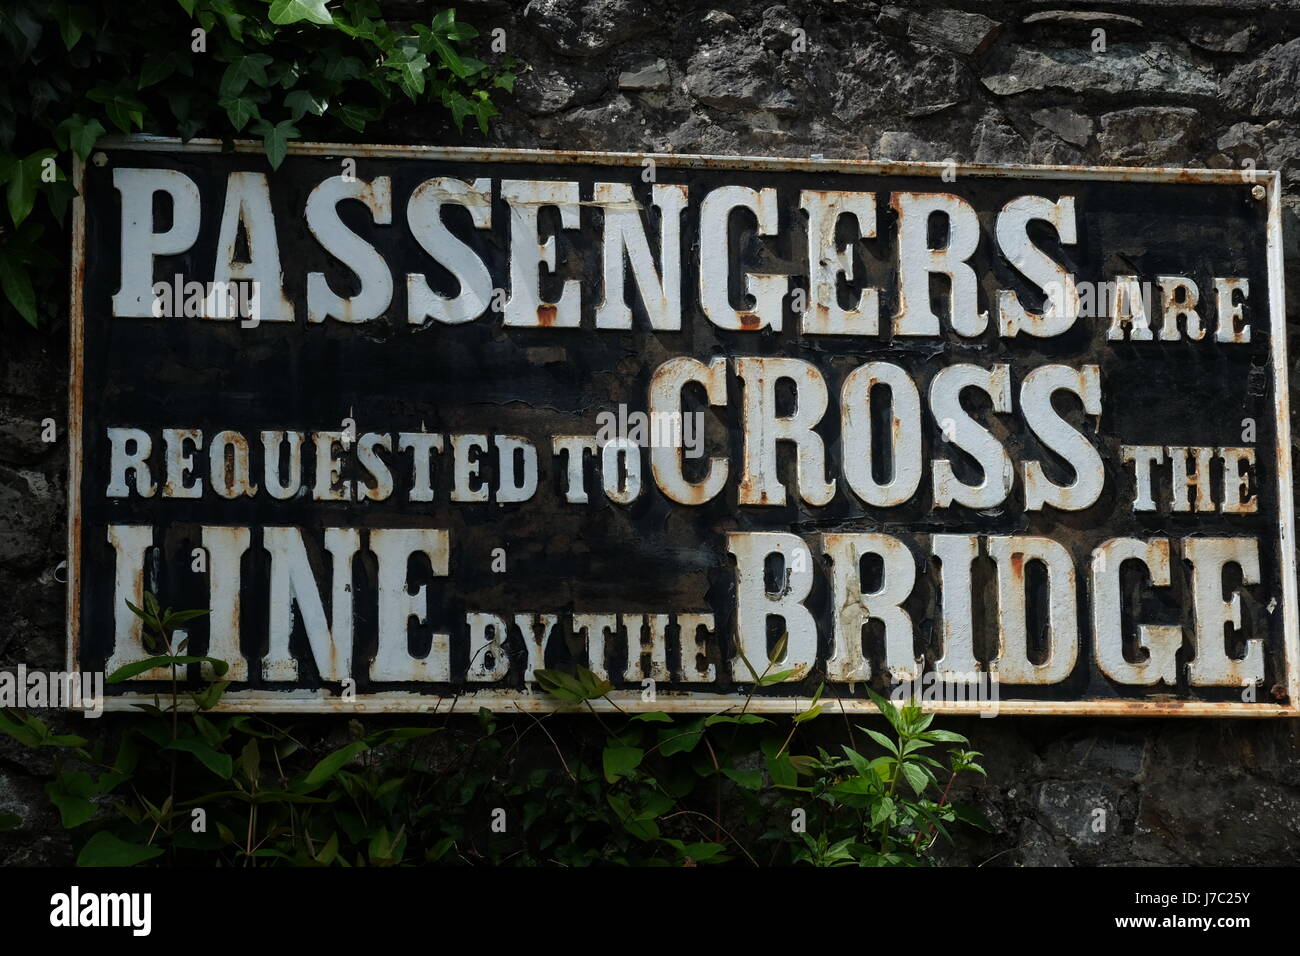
[3,0,1300,865]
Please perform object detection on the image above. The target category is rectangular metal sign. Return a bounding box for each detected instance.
[69,138,1299,715]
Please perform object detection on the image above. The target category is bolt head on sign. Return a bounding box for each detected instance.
[67,140,1298,716]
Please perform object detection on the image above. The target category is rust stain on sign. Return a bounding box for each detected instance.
[67,137,1299,716]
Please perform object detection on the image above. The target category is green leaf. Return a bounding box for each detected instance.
[722,767,763,790]
[106,655,227,683]
[219,54,273,100]
[870,795,896,827]
[657,719,704,756]
[268,0,334,26]
[0,255,36,326]
[534,667,610,703]
[765,752,797,788]
[576,666,614,699]
[631,711,672,723]
[210,0,246,40]
[532,668,586,703]
[703,713,769,726]
[55,4,95,50]
[678,841,725,862]
[0,811,20,831]
[303,741,367,788]
[192,681,230,711]
[602,746,643,783]
[787,754,820,777]
[220,98,260,133]
[7,150,53,226]
[921,729,969,745]
[768,633,789,665]
[315,832,339,865]
[45,775,97,828]
[900,761,930,797]
[86,88,145,133]
[76,832,164,867]
[842,745,873,776]
[57,116,104,163]
[428,32,466,78]
[251,119,300,171]
[336,104,375,133]
[389,47,431,98]
[793,704,823,724]
[607,794,658,841]
[252,791,327,804]
[138,53,179,89]
[867,689,906,735]
[949,801,993,831]
[241,738,260,788]
[163,738,233,779]
[284,89,327,121]
[864,728,899,756]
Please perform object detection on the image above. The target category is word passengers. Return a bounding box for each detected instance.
[109,165,1254,341]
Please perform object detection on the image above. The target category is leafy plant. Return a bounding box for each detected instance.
[0,599,991,867]
[0,0,514,327]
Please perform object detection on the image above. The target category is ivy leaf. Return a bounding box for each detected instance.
[86,87,146,133]
[56,115,104,162]
[387,46,430,98]
[138,53,180,90]
[268,0,334,26]
[210,0,246,41]
[0,255,36,326]
[335,103,375,133]
[7,150,54,226]
[54,3,95,51]
[220,97,260,132]
[218,54,273,101]
[283,89,326,121]
[76,831,164,867]
[251,119,299,170]
[444,91,472,131]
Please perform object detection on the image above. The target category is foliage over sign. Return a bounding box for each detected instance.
[0,0,513,327]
